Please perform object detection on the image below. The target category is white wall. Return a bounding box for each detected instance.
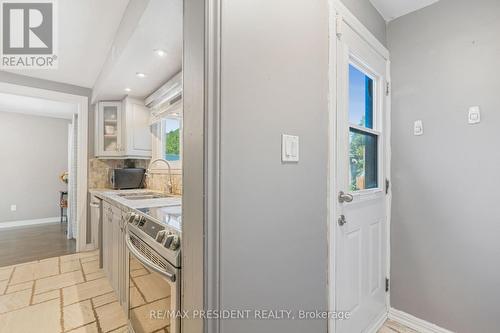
[0,112,70,222]
[388,0,500,331]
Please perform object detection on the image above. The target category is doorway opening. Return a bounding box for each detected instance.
[0,83,88,266]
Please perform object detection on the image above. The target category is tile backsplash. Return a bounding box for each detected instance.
[88,158,182,195]
[145,169,182,195]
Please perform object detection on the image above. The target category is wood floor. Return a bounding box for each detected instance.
[0,223,76,267]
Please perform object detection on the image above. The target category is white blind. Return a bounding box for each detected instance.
[150,98,182,125]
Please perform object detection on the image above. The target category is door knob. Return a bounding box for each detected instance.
[338,215,347,226]
[338,191,354,203]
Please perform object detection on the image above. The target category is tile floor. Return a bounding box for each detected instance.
[0,250,418,333]
[0,250,127,333]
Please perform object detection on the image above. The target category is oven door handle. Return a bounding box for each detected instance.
[125,233,176,282]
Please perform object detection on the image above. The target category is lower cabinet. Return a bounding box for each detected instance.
[102,202,128,313]
[118,209,128,312]
[102,203,112,281]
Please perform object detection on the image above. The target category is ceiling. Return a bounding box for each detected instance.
[4,0,130,88]
[370,0,440,21]
[0,92,77,119]
[94,0,182,100]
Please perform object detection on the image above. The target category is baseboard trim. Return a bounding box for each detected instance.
[366,310,388,333]
[389,308,455,333]
[0,217,61,229]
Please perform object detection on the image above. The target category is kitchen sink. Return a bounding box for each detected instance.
[117,192,172,200]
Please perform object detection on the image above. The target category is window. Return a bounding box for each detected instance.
[162,117,181,161]
[349,65,373,128]
[348,64,378,191]
[349,129,377,191]
[151,102,183,169]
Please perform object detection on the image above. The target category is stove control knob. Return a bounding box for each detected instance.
[138,217,146,226]
[156,230,168,243]
[164,234,174,249]
[129,213,140,224]
[126,212,137,224]
[169,235,180,251]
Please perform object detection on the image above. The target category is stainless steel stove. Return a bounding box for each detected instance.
[128,205,182,268]
[125,205,182,333]
[137,205,182,232]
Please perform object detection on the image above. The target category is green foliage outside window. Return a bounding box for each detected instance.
[350,131,365,191]
[165,128,180,160]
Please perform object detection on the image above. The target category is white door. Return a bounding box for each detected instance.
[334,17,389,333]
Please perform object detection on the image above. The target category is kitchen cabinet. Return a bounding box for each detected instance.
[111,205,120,297]
[118,209,128,312]
[102,201,128,312]
[102,202,111,280]
[95,97,152,159]
[95,102,123,158]
[123,97,152,158]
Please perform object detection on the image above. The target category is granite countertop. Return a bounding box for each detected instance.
[89,188,181,211]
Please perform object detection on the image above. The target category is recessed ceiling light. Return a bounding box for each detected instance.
[136,72,146,78]
[124,88,131,92]
[154,49,167,57]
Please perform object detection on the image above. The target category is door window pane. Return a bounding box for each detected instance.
[349,128,378,191]
[162,118,181,161]
[349,64,373,129]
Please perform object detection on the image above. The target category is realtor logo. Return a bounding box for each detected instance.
[1,0,58,68]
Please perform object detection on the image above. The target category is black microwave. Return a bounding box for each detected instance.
[110,168,145,189]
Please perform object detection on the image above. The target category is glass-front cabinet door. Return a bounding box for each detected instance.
[97,101,122,157]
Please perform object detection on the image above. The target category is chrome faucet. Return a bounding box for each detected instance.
[146,158,174,194]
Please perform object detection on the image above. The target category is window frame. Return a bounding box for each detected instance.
[151,101,183,172]
[347,57,384,195]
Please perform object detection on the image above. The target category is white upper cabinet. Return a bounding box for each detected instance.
[95,98,152,159]
[123,97,152,158]
[96,101,123,157]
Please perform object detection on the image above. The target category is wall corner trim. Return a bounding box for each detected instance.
[388,308,455,333]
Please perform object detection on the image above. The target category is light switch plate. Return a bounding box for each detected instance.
[10,205,16,212]
[282,134,299,162]
[414,120,424,136]
[468,106,481,124]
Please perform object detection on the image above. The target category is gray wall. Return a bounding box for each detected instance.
[219,0,329,332]
[0,71,93,236]
[0,71,94,156]
[216,1,387,332]
[341,0,387,45]
[387,0,500,332]
[0,112,70,222]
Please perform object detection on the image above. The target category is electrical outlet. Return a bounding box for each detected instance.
[414,120,424,136]
[468,106,481,124]
[10,205,17,212]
